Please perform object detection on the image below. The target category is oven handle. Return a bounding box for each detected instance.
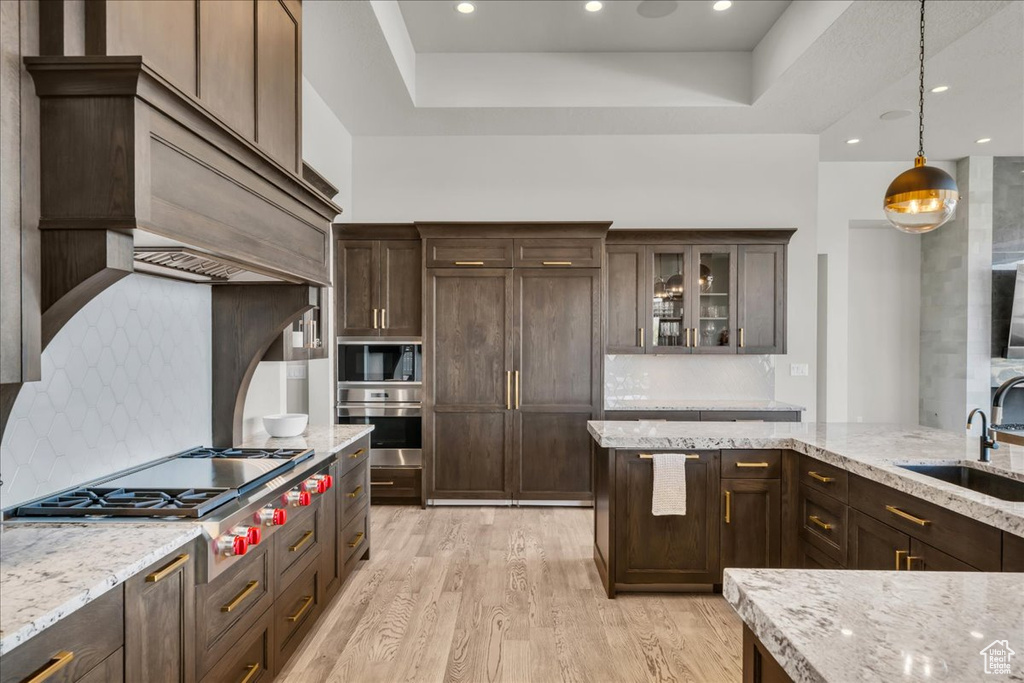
[336,404,422,417]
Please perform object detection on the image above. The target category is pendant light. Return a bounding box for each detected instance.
[883,0,959,234]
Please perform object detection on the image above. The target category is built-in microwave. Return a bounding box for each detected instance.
[337,342,421,384]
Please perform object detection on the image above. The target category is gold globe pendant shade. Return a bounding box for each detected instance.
[883,155,959,234]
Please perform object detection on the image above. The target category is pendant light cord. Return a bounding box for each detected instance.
[917,0,926,159]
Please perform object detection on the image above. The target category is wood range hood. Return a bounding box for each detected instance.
[24,55,340,446]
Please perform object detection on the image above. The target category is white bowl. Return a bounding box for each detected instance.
[262,413,308,438]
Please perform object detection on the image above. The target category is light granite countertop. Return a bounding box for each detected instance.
[604,399,806,412]
[724,568,1024,682]
[0,425,372,657]
[587,421,1024,537]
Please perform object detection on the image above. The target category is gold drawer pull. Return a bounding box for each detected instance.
[724,490,731,524]
[639,453,699,460]
[808,515,832,531]
[735,462,770,468]
[739,327,745,348]
[542,261,572,266]
[807,471,835,483]
[506,370,512,410]
[454,261,484,266]
[895,549,907,571]
[905,555,922,571]
[886,505,930,526]
[348,531,365,549]
[348,448,366,459]
[372,480,395,486]
[289,530,314,553]
[240,663,260,683]
[347,485,363,498]
[23,651,74,683]
[373,308,378,329]
[146,553,189,583]
[221,580,259,613]
[287,595,314,622]
[381,308,387,329]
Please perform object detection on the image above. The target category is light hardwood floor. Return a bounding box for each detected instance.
[280,506,742,683]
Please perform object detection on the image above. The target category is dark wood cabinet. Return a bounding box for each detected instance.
[513,238,603,268]
[322,461,342,600]
[847,508,909,570]
[336,240,379,337]
[737,245,786,354]
[371,465,423,504]
[1004,532,1024,571]
[380,240,423,336]
[605,245,646,354]
[197,608,274,683]
[721,479,781,570]
[336,229,422,338]
[256,0,300,172]
[424,238,514,268]
[743,626,794,683]
[124,547,196,683]
[199,0,256,139]
[907,538,979,572]
[797,484,847,565]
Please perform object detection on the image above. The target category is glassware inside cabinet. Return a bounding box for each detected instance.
[652,251,687,347]
[696,250,731,348]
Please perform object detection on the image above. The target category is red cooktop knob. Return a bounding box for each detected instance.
[273,508,287,526]
[246,526,262,546]
[232,535,248,556]
[298,491,312,506]
[316,478,328,494]
[322,475,334,491]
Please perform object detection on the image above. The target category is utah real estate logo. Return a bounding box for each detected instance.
[980,640,1015,675]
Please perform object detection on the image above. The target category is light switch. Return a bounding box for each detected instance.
[790,363,809,377]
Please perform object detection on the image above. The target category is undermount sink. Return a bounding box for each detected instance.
[898,465,1024,502]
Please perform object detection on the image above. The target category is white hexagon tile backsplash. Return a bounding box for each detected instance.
[0,274,212,509]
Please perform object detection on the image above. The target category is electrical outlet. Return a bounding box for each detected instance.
[790,363,809,377]
[287,363,308,380]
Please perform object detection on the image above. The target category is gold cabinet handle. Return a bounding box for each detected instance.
[348,531,365,548]
[221,580,259,613]
[381,308,387,329]
[146,553,189,583]
[289,530,314,553]
[638,327,645,348]
[724,490,732,524]
[692,328,698,347]
[542,261,572,266]
[372,308,379,329]
[735,462,769,468]
[905,555,922,571]
[739,327,745,348]
[349,448,366,459]
[514,370,520,410]
[885,505,930,526]
[807,471,835,483]
[454,261,484,266]
[287,595,314,622]
[808,515,832,531]
[346,485,363,499]
[240,663,260,683]
[639,453,699,460]
[23,651,74,683]
[685,327,691,347]
[372,480,395,486]
[895,549,907,571]
[506,370,512,410]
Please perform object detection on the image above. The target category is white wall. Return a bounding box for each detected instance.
[352,134,820,418]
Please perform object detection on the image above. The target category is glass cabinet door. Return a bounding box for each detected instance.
[649,247,692,351]
[692,246,737,353]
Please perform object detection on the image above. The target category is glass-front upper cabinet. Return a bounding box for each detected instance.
[650,247,692,351]
[692,246,737,353]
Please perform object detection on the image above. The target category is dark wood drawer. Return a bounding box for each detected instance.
[798,484,847,564]
[849,474,1001,571]
[512,238,602,268]
[603,411,700,421]
[1004,532,1024,571]
[0,587,123,683]
[908,538,979,572]
[199,606,274,683]
[195,543,274,679]
[721,450,781,478]
[339,458,369,523]
[274,499,322,594]
[800,541,844,569]
[700,410,801,422]
[799,456,848,502]
[78,647,123,683]
[342,507,369,568]
[274,558,322,674]
[425,238,513,268]
[371,466,422,503]
[338,437,370,476]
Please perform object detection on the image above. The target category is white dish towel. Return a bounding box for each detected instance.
[651,453,688,516]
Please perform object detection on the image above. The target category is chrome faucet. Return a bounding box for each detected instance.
[992,375,1024,426]
[967,409,998,463]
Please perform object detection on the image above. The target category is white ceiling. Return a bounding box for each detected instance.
[303,0,1024,161]
[397,0,792,53]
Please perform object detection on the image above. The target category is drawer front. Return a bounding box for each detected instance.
[700,410,801,423]
[339,459,369,523]
[342,507,369,567]
[425,238,513,268]
[370,466,422,503]
[196,544,274,678]
[800,541,844,569]
[908,538,979,572]
[199,606,274,683]
[721,450,781,479]
[798,484,847,564]
[275,559,322,673]
[78,647,124,683]
[338,437,370,476]
[274,499,323,593]
[799,456,849,502]
[603,411,701,422]
[512,238,602,268]
[0,587,123,683]
[849,474,1001,571]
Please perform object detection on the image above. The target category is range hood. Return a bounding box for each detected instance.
[132,234,300,285]
[1008,264,1024,359]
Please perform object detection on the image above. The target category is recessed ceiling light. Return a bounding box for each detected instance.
[585,1,603,11]
[880,109,912,121]
[713,0,733,10]
[930,85,949,93]
[454,2,475,14]
[846,138,861,145]
[976,137,992,144]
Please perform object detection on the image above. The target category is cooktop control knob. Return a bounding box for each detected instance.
[216,534,248,557]
[255,506,288,527]
[282,489,312,507]
[242,526,261,546]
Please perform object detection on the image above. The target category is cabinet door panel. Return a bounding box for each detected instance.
[847,509,909,570]
[649,246,692,353]
[256,0,299,171]
[691,245,737,354]
[721,479,781,570]
[380,240,422,337]
[432,411,512,498]
[516,411,593,499]
[200,0,256,139]
[738,245,785,354]
[605,245,646,354]
[336,240,380,336]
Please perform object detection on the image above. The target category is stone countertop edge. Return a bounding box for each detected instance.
[603,400,807,412]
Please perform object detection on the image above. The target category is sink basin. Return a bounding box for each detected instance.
[898,465,1024,502]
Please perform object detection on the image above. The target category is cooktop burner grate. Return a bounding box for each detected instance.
[178,447,313,462]
[15,487,238,518]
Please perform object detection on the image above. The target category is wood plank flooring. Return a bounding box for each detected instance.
[280,506,742,683]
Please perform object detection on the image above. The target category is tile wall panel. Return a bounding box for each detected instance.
[604,354,774,404]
